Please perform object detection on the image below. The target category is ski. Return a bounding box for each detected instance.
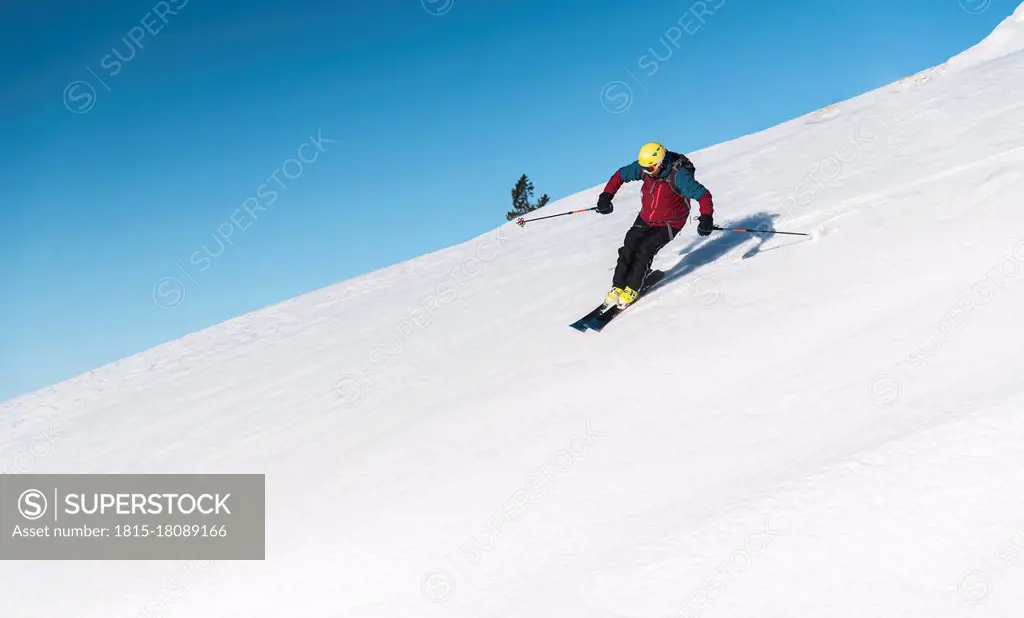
[640,269,666,292]
[569,270,667,332]
[569,303,613,332]
[587,305,624,331]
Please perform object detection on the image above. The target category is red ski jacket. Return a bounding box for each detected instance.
[603,155,714,229]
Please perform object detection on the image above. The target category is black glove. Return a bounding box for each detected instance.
[697,214,714,236]
[596,192,614,215]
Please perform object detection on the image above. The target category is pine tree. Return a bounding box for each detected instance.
[506,174,550,221]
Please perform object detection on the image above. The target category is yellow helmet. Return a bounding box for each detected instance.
[637,142,666,174]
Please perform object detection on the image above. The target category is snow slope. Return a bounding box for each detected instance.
[4,9,1024,618]
[948,1,1024,69]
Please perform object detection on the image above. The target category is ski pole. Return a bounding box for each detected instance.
[517,207,597,227]
[693,217,809,237]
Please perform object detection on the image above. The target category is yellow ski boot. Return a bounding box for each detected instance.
[604,287,624,306]
[617,286,639,308]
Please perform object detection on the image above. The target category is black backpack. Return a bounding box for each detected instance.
[665,151,697,198]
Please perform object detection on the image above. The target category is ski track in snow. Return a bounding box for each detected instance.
[4,7,1024,618]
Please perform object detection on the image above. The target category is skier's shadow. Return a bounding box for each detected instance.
[647,212,781,293]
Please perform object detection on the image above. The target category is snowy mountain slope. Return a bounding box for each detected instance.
[948,1,1024,68]
[4,10,1024,618]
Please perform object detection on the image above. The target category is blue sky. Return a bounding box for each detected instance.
[0,0,1017,401]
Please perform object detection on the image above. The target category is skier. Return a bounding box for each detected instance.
[595,142,715,308]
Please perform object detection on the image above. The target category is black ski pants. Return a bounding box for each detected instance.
[612,216,678,291]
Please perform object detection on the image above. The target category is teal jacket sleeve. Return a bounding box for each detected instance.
[672,167,709,201]
[619,161,645,183]
[603,161,644,195]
